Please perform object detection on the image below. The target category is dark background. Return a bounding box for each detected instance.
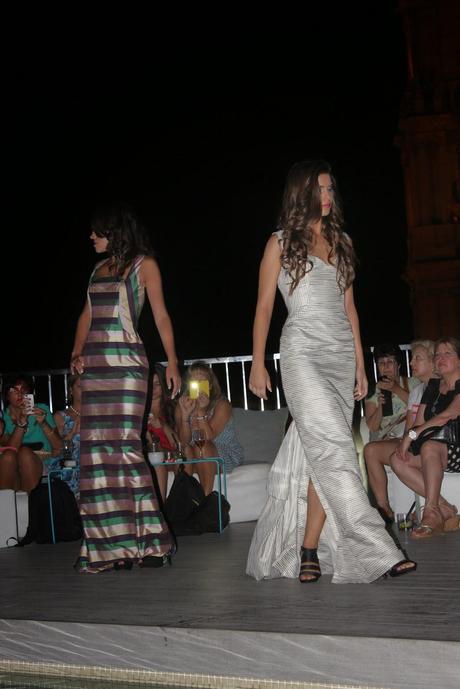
[4,3,413,373]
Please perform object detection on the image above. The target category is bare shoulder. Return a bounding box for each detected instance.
[262,233,283,263]
[214,398,232,418]
[139,256,161,282]
[267,232,283,251]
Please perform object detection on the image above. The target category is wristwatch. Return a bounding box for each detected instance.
[408,429,418,440]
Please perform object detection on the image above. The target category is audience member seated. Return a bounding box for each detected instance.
[365,343,417,441]
[364,340,434,523]
[391,337,460,538]
[0,374,62,492]
[176,361,244,495]
[53,374,81,498]
[146,363,178,501]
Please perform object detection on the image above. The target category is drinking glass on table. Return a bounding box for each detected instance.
[191,428,206,458]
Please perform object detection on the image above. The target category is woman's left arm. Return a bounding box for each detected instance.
[34,406,63,456]
[413,392,460,435]
[344,285,368,401]
[141,257,181,397]
[196,399,232,440]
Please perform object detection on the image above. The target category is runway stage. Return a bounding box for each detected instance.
[0,522,459,689]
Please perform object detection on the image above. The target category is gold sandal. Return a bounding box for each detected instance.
[411,504,444,539]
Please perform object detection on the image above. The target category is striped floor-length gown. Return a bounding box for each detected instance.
[76,255,173,573]
[246,232,405,584]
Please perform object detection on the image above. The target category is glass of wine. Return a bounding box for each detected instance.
[191,428,206,458]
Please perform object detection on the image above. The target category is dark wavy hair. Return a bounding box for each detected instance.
[3,374,35,407]
[373,343,402,367]
[278,160,356,294]
[91,204,154,277]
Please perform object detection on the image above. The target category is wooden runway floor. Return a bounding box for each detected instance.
[1,521,459,642]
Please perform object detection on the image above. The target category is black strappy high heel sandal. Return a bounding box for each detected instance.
[140,554,172,568]
[113,560,133,571]
[385,559,417,578]
[299,547,321,583]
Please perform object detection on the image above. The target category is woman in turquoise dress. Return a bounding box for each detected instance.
[70,205,181,573]
[0,374,62,491]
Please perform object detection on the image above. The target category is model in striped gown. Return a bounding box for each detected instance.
[247,161,416,583]
[70,207,181,573]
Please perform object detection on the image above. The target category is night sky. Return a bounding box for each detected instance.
[4,3,414,374]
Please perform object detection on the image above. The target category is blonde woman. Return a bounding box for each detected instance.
[176,362,243,495]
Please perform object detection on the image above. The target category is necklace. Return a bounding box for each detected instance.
[69,405,81,417]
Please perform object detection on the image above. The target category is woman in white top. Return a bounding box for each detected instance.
[364,340,434,523]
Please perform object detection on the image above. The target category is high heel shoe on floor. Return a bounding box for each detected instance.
[411,504,444,539]
[385,559,417,578]
[113,561,133,571]
[299,547,321,583]
[140,554,172,568]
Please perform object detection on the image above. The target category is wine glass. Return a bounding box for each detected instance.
[191,428,206,458]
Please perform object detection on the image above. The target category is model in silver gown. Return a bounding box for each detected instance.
[246,232,404,584]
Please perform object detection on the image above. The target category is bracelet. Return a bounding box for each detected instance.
[16,422,28,430]
[194,415,209,421]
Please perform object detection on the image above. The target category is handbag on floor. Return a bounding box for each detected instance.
[165,465,230,535]
[410,418,459,456]
[17,477,82,545]
[165,465,205,527]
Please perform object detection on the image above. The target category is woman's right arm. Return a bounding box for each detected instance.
[70,300,91,374]
[365,399,383,433]
[175,397,195,445]
[249,235,282,400]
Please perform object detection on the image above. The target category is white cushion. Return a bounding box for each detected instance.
[214,463,271,523]
[232,408,288,465]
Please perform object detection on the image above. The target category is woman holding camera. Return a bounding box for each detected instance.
[364,343,415,442]
[363,341,433,524]
[70,205,180,573]
[246,160,415,584]
[391,337,460,538]
[175,362,244,496]
[0,374,61,491]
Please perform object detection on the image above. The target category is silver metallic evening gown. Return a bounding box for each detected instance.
[246,232,403,583]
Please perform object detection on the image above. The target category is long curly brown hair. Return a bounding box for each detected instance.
[278,160,356,294]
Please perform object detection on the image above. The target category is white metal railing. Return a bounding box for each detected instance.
[0,346,411,414]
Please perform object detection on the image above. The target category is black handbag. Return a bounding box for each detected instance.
[410,419,459,456]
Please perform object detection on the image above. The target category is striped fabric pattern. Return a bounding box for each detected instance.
[76,256,172,573]
[246,233,404,583]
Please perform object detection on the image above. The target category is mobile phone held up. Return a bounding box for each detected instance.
[188,380,210,400]
[23,393,35,415]
[378,377,393,417]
